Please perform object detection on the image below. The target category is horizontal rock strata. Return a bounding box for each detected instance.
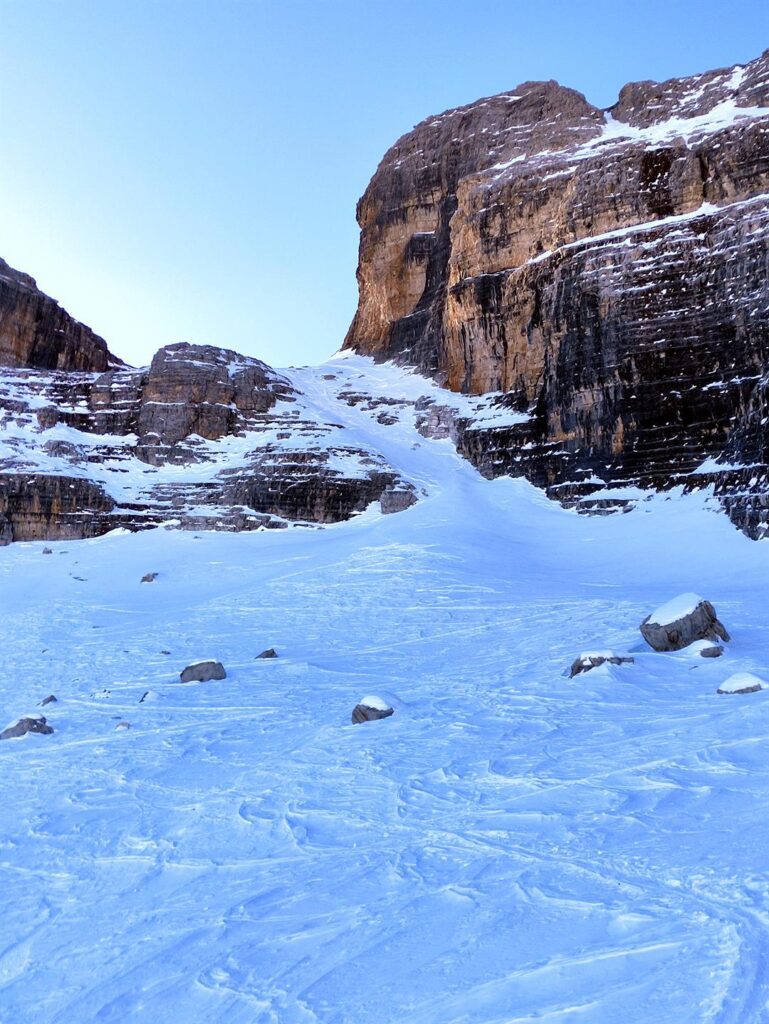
[344,50,769,537]
[0,344,417,542]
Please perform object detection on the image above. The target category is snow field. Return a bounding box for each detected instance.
[2,359,769,1023]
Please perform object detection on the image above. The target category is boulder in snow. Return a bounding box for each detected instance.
[141,572,158,583]
[717,672,765,695]
[0,715,54,740]
[42,546,53,555]
[256,648,278,659]
[179,660,226,683]
[640,594,730,652]
[380,487,417,515]
[352,695,394,724]
[569,651,634,677]
[700,645,724,658]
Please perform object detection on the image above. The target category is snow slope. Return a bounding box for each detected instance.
[2,357,769,1023]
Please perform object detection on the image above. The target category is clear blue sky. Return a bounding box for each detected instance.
[2,0,767,368]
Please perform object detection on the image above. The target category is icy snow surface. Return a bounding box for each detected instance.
[2,357,769,1022]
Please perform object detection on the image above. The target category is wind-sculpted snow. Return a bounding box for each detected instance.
[2,378,769,1022]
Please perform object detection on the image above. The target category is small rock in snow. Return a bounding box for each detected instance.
[179,660,226,683]
[256,648,278,659]
[115,721,131,730]
[39,694,57,706]
[700,645,724,658]
[138,690,158,703]
[42,547,53,555]
[717,672,766,695]
[93,689,111,699]
[352,695,394,724]
[0,715,54,740]
[569,652,635,677]
[141,572,159,583]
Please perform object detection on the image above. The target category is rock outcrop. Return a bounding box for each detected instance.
[0,344,417,542]
[344,50,769,537]
[0,259,119,372]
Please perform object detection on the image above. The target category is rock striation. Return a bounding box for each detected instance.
[0,258,119,372]
[344,50,769,536]
[0,343,418,542]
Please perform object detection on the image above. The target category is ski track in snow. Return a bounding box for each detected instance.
[2,358,769,1023]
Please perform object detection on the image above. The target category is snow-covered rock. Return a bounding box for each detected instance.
[569,651,635,677]
[179,660,226,683]
[352,695,394,724]
[640,594,730,651]
[717,672,766,694]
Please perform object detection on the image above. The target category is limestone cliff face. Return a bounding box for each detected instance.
[344,50,769,535]
[0,259,119,372]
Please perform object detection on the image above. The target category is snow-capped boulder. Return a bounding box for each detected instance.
[180,660,226,683]
[569,651,634,677]
[351,695,394,724]
[0,715,54,740]
[717,672,766,695]
[640,594,730,651]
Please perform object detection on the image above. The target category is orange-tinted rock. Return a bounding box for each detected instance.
[344,50,769,537]
[0,259,120,372]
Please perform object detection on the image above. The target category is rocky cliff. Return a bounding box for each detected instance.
[3,51,769,543]
[344,50,769,536]
[0,344,419,542]
[0,258,119,372]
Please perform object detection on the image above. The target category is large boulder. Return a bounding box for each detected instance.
[352,695,394,724]
[0,715,54,740]
[640,594,730,652]
[179,660,226,683]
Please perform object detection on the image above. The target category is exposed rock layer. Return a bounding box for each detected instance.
[0,344,417,542]
[344,50,769,536]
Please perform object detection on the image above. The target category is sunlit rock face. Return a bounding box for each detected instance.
[344,50,769,537]
[0,259,120,372]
